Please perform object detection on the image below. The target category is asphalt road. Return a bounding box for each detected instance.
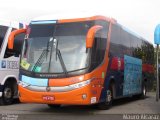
[0,92,159,120]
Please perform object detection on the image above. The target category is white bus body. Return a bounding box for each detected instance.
[0,20,25,105]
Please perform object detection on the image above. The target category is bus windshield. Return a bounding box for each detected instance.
[20,21,94,74]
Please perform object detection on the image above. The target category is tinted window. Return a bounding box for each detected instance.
[131,36,142,58]
[110,23,154,64]
[110,24,123,56]
[4,28,25,58]
[141,41,154,64]
[0,25,8,51]
[120,29,132,56]
[29,21,94,38]
[90,20,108,70]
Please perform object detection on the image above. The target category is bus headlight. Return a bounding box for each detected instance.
[69,79,91,89]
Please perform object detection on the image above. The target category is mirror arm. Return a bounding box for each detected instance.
[86,25,103,48]
[8,29,26,49]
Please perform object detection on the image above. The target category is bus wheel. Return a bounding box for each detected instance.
[97,84,113,110]
[47,104,61,109]
[0,82,14,105]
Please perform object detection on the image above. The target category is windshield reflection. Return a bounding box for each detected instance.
[20,22,93,74]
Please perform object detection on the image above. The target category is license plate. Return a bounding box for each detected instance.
[42,96,54,101]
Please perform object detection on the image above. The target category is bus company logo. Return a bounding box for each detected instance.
[1,60,6,68]
[7,61,19,69]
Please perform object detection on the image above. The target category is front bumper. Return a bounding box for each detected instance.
[19,84,97,105]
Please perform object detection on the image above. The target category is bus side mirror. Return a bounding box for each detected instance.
[86,25,103,48]
[8,29,26,49]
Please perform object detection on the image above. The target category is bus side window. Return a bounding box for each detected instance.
[110,24,123,56]
[4,32,25,58]
[0,25,8,51]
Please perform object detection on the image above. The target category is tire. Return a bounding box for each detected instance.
[0,82,14,105]
[47,104,61,109]
[97,84,114,110]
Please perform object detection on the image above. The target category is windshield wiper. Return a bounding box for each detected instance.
[48,37,68,76]
[47,23,68,76]
[32,39,51,72]
[57,48,68,76]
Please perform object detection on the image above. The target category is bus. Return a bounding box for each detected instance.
[0,20,25,105]
[8,15,154,109]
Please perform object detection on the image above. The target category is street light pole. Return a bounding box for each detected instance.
[154,24,160,101]
[156,44,159,101]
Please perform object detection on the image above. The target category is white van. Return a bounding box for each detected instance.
[0,20,25,105]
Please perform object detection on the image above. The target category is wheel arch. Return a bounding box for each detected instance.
[1,75,18,85]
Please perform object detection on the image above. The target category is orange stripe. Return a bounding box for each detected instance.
[49,75,85,86]
[58,15,111,23]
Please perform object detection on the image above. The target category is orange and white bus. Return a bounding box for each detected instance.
[8,15,154,109]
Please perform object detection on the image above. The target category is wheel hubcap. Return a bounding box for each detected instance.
[4,88,12,99]
[106,90,112,102]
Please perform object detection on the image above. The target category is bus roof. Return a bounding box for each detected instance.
[32,13,116,23]
[32,13,104,21]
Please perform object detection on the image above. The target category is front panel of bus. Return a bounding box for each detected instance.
[18,18,110,105]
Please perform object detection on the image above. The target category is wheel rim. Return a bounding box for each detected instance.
[106,90,112,102]
[4,87,12,99]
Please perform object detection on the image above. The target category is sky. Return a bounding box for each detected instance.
[0,0,160,44]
